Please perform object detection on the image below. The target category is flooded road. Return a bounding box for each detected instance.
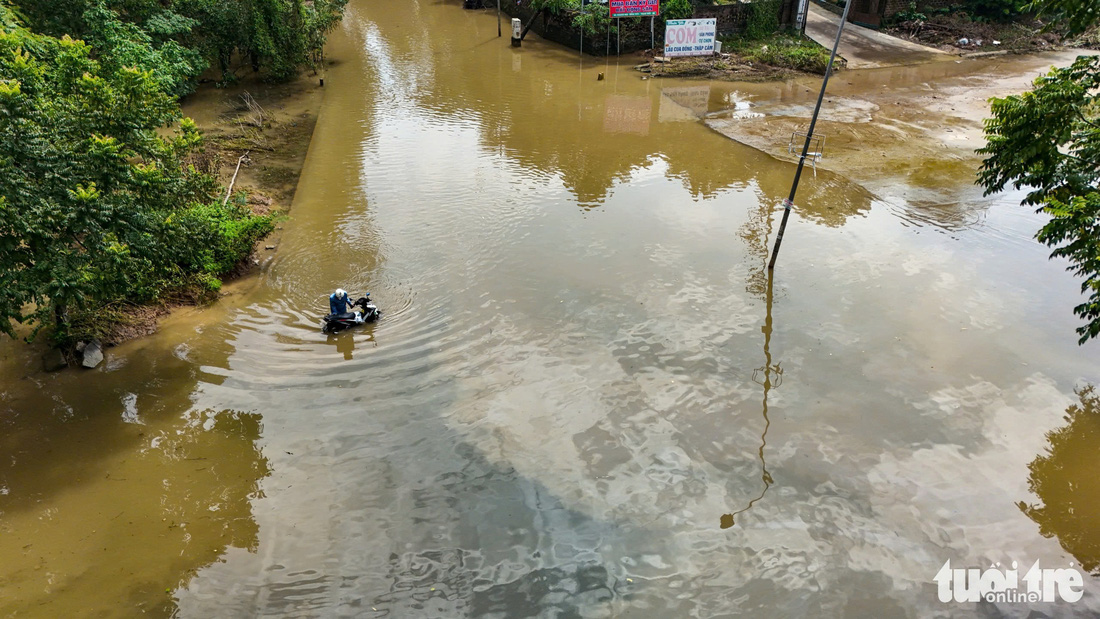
[3,0,1100,616]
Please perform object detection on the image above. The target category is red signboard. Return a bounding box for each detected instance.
[610,0,659,18]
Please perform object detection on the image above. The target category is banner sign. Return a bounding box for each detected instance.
[610,0,659,18]
[663,18,716,57]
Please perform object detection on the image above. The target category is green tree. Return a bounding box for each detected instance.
[977,1,1100,344]
[168,0,348,82]
[15,0,348,88]
[0,10,269,341]
[1029,0,1097,33]
[663,0,694,21]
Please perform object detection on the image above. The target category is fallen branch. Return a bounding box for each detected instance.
[223,152,250,206]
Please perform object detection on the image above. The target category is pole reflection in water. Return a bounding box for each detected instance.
[721,269,780,529]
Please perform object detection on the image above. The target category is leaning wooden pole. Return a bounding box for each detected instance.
[520,8,543,41]
[223,152,250,206]
[767,0,852,270]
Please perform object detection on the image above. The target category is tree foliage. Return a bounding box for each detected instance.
[0,9,271,341]
[1028,0,1098,35]
[977,34,1100,342]
[663,0,694,21]
[15,0,348,90]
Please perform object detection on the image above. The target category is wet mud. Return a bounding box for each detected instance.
[706,50,1097,220]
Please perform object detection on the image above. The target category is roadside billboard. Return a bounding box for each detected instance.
[663,18,716,57]
[610,0,659,18]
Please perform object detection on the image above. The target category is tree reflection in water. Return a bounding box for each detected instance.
[1018,386,1100,574]
[0,403,269,617]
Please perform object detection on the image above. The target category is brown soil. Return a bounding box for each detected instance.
[886,13,1064,54]
[705,50,1092,220]
[97,305,172,346]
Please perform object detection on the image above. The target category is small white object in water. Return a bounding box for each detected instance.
[121,393,143,425]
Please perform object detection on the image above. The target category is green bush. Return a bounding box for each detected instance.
[176,197,275,277]
[721,32,834,73]
[894,2,928,22]
[664,0,694,20]
[961,0,1030,22]
[745,0,781,41]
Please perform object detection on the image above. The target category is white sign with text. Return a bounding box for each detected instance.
[664,19,717,58]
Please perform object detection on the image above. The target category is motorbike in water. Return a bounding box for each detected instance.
[321,295,380,333]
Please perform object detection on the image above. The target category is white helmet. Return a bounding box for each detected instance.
[335,288,346,297]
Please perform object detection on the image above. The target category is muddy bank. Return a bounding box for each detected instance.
[641,30,843,82]
[642,54,808,82]
[182,71,324,268]
[886,12,1082,55]
[705,49,1097,215]
[184,73,323,214]
[83,72,325,350]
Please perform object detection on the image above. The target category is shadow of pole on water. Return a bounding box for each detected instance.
[721,267,779,529]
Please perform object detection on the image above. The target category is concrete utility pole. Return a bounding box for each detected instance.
[768,0,852,270]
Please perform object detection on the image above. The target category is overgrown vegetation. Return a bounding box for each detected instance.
[0,1,333,346]
[530,0,693,44]
[744,0,781,40]
[876,0,1032,24]
[720,31,837,73]
[664,0,695,20]
[977,0,1100,344]
[17,0,348,89]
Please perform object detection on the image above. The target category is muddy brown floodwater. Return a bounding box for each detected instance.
[3,0,1100,617]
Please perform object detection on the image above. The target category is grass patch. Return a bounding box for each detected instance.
[720,32,839,74]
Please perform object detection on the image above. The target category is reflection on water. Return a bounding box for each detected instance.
[603,95,651,135]
[1019,386,1100,574]
[721,270,779,530]
[326,330,374,360]
[658,85,710,122]
[0,393,267,616]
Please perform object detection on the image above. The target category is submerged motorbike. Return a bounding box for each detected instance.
[321,295,380,333]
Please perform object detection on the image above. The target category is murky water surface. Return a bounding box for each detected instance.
[3,1,1100,617]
